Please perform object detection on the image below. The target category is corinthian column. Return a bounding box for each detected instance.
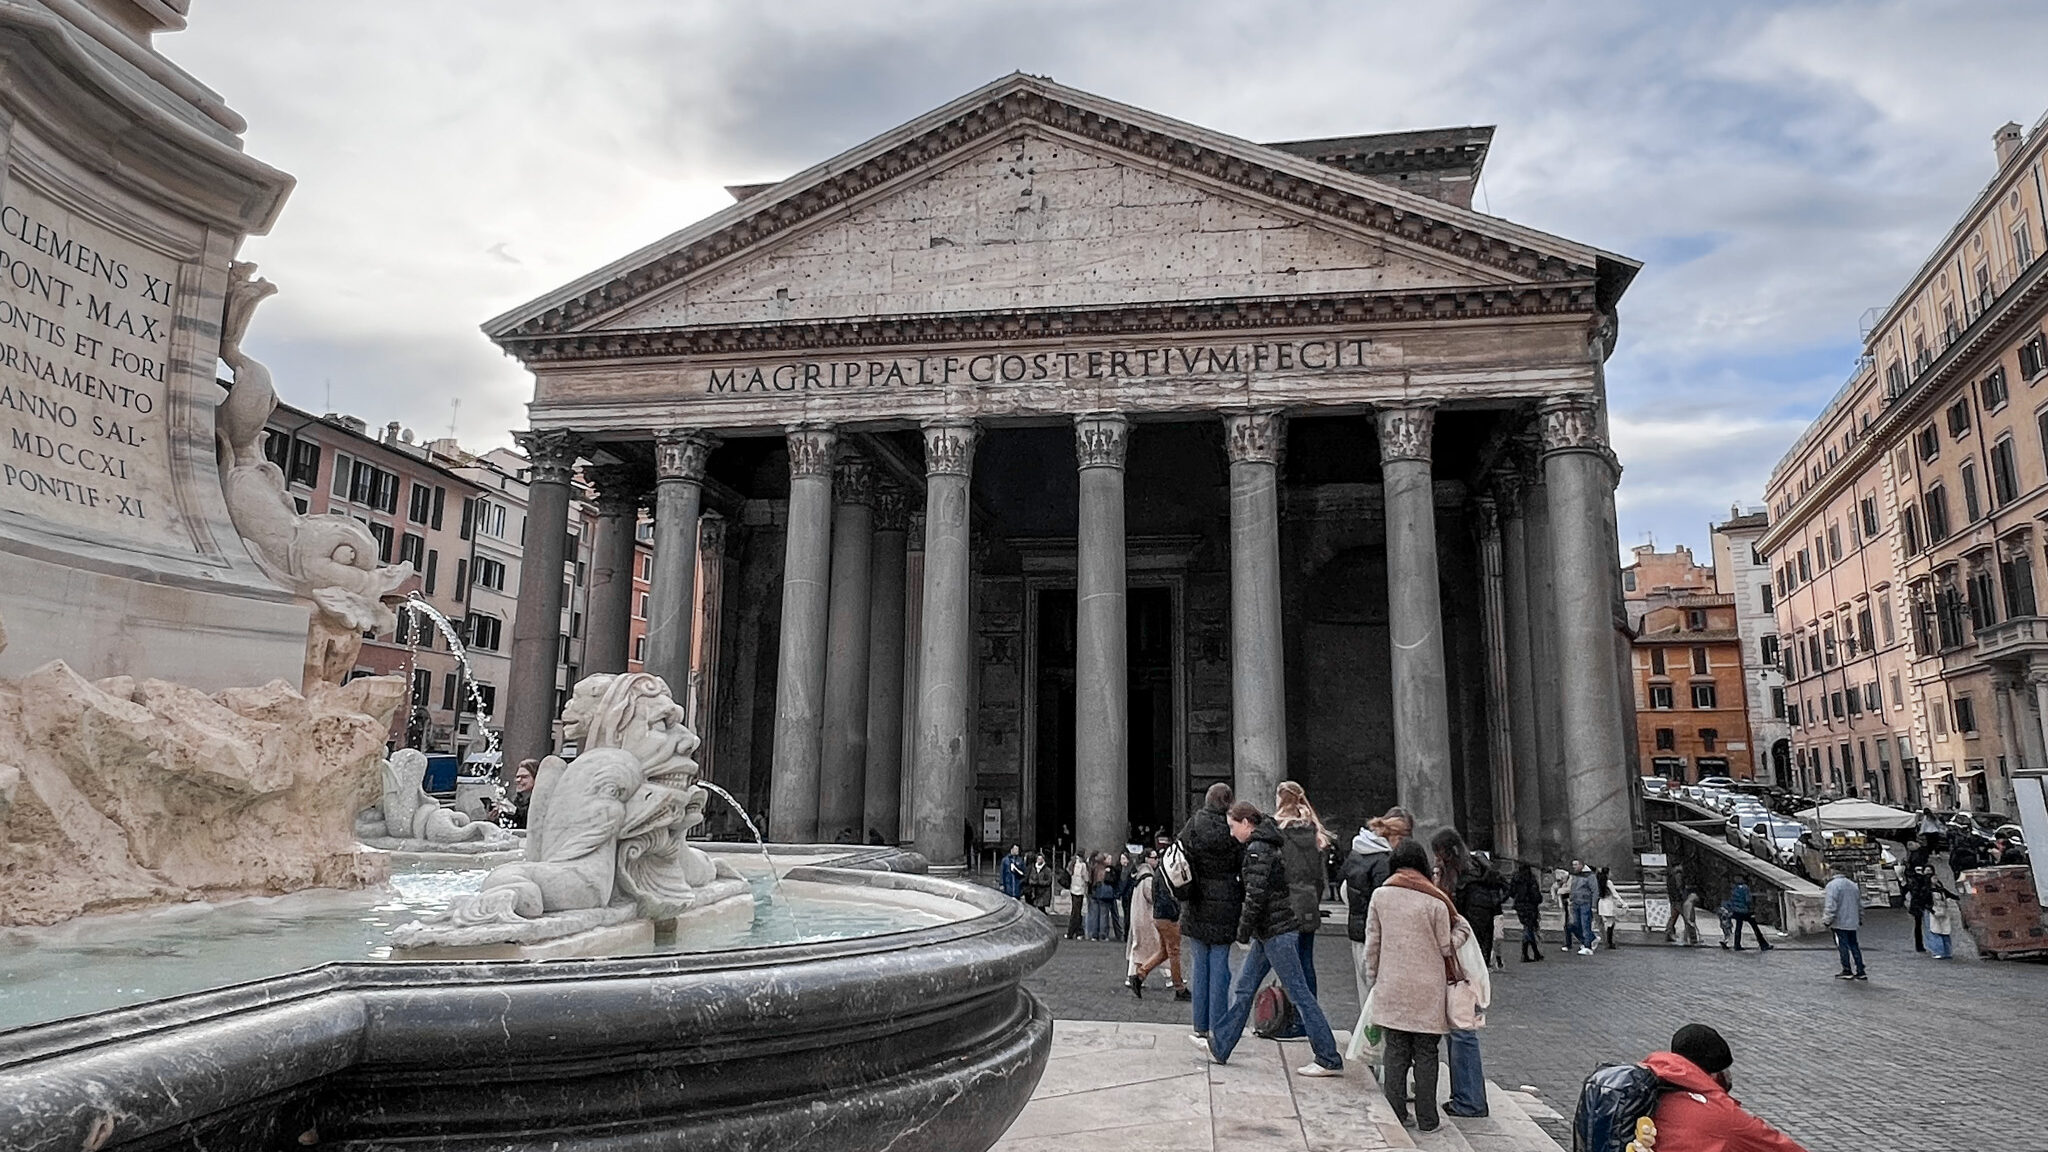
[1378,404,1454,836]
[767,426,837,844]
[817,454,876,844]
[1074,413,1131,857]
[644,430,715,697]
[1224,409,1288,811]
[504,430,584,773]
[1477,491,1518,857]
[864,485,911,842]
[1540,394,1632,869]
[1495,469,1546,861]
[910,421,977,867]
[582,462,647,676]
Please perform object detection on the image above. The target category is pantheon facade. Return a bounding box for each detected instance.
[485,76,1641,869]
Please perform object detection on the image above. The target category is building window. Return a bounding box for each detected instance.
[1933,700,1949,736]
[442,673,458,712]
[1969,566,1999,631]
[1691,646,1708,674]
[473,556,507,592]
[636,592,650,619]
[1654,728,1675,751]
[1864,682,1881,713]
[1936,578,1968,649]
[2021,332,2048,379]
[1798,549,1812,582]
[366,521,394,564]
[1845,687,1862,717]
[453,557,468,603]
[1991,437,2021,505]
[1902,505,1923,555]
[424,549,438,596]
[1786,699,1800,727]
[633,634,646,663]
[1772,687,1786,719]
[1918,424,1941,461]
[330,451,352,497]
[1860,495,1880,539]
[2003,547,2039,617]
[2016,223,2035,266]
[1760,634,1779,665]
[639,553,653,581]
[1687,609,1707,631]
[1924,485,1951,543]
[1962,460,1982,522]
[288,440,321,488]
[1879,594,1895,644]
[1760,584,1774,613]
[1700,728,1719,752]
[1651,648,1666,676]
[1891,673,1904,707]
[398,532,425,569]
[1982,367,2010,411]
[1623,569,1637,592]
[431,486,446,530]
[460,497,476,541]
[408,482,433,524]
[1692,684,1718,709]
[1830,691,1845,719]
[1827,524,1842,562]
[1650,685,1674,710]
[411,668,431,708]
[1823,626,1838,667]
[465,613,503,652]
[1854,606,1873,652]
[1812,534,1827,573]
[1954,696,1978,735]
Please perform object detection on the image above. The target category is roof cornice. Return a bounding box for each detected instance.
[483,74,1635,345]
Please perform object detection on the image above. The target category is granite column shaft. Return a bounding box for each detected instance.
[1498,478,1546,862]
[504,430,583,773]
[817,457,876,843]
[767,426,837,844]
[644,431,714,698]
[864,488,910,842]
[580,465,643,676]
[910,421,977,868]
[1073,414,1131,857]
[1224,411,1288,812]
[1378,405,1453,837]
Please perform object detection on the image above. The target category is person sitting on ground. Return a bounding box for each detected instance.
[1644,1023,1811,1151]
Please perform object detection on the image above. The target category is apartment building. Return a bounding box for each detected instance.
[1712,510,1792,785]
[1764,117,2048,815]
[1631,589,1756,782]
[260,406,481,752]
[1621,542,1715,627]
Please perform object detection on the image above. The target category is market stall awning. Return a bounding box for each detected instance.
[1793,798,1920,832]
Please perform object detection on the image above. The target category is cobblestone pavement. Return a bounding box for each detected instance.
[1020,906,2048,1152]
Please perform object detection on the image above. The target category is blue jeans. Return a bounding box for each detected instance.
[1269,931,1319,1038]
[1570,904,1595,949]
[1185,937,1234,1035]
[1209,931,1341,1070]
[1446,1029,1487,1114]
[1927,926,1952,959]
[1085,898,1112,940]
[1834,929,1865,975]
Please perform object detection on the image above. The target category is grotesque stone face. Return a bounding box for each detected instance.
[560,675,614,748]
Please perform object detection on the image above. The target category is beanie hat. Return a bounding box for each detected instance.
[1670,1023,1732,1075]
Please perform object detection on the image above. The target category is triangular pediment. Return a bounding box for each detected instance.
[485,75,1637,343]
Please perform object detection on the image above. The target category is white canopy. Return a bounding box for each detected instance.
[1793,799,1919,833]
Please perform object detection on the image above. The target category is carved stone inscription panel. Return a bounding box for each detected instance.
[0,176,182,549]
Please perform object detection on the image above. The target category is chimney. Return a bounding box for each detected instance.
[384,421,402,445]
[1995,121,2024,169]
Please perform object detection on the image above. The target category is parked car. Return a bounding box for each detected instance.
[1641,776,1672,798]
[1738,816,1805,867]
[1697,776,1737,790]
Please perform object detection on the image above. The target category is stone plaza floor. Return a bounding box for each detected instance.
[1016,906,2048,1152]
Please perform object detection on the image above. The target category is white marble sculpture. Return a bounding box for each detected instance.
[395,673,745,948]
[356,749,518,854]
[215,262,412,688]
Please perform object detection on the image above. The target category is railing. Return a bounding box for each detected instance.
[1975,614,2048,659]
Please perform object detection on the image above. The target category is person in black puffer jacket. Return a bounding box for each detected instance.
[1201,802,1342,1075]
[1176,783,1242,1039]
[1338,808,1410,1014]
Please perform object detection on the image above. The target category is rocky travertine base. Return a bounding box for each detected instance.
[0,660,404,926]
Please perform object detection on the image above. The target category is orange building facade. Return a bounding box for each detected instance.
[1631,592,1756,782]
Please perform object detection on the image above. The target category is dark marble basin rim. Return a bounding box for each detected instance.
[0,863,1057,1152]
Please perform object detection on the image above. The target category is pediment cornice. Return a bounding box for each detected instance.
[486,75,1633,345]
[499,283,1599,365]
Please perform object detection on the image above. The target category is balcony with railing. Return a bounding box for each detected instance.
[1975,614,2048,662]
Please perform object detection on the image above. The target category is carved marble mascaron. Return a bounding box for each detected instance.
[1223,410,1286,466]
[656,429,718,482]
[922,420,978,477]
[515,430,586,486]
[1073,413,1131,470]
[786,427,839,480]
[1376,404,1435,464]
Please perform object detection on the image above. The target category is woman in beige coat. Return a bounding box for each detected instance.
[1364,839,1469,1132]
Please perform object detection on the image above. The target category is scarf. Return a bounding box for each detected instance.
[1385,867,1466,983]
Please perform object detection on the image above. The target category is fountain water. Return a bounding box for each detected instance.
[397,592,510,821]
[695,781,786,904]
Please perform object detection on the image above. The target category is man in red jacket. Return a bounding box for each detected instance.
[1643,1024,1809,1152]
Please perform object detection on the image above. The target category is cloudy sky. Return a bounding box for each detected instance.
[162,1,2048,558]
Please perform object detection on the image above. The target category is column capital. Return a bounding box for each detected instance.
[921,419,979,477]
[513,429,585,485]
[699,514,727,553]
[584,462,651,518]
[833,454,875,506]
[1536,395,1606,455]
[1375,403,1436,465]
[2027,662,2048,688]
[1487,469,1523,520]
[786,425,839,480]
[873,483,911,532]
[1223,409,1286,466]
[655,428,718,482]
[1475,492,1502,541]
[1074,412,1131,470]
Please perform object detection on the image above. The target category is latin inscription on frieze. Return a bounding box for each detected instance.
[703,338,1376,395]
[0,179,180,546]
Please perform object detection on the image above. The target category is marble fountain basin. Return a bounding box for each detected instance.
[0,844,1057,1152]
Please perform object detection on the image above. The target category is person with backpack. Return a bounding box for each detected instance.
[1365,838,1466,1131]
[1176,782,1243,1042]
[1721,879,1772,952]
[1644,1024,1810,1150]
[1085,852,1118,941]
[1124,854,1161,996]
[1508,861,1545,962]
[1273,781,1332,1009]
[1339,809,1408,1010]
[1130,853,1190,998]
[1198,800,1343,1078]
